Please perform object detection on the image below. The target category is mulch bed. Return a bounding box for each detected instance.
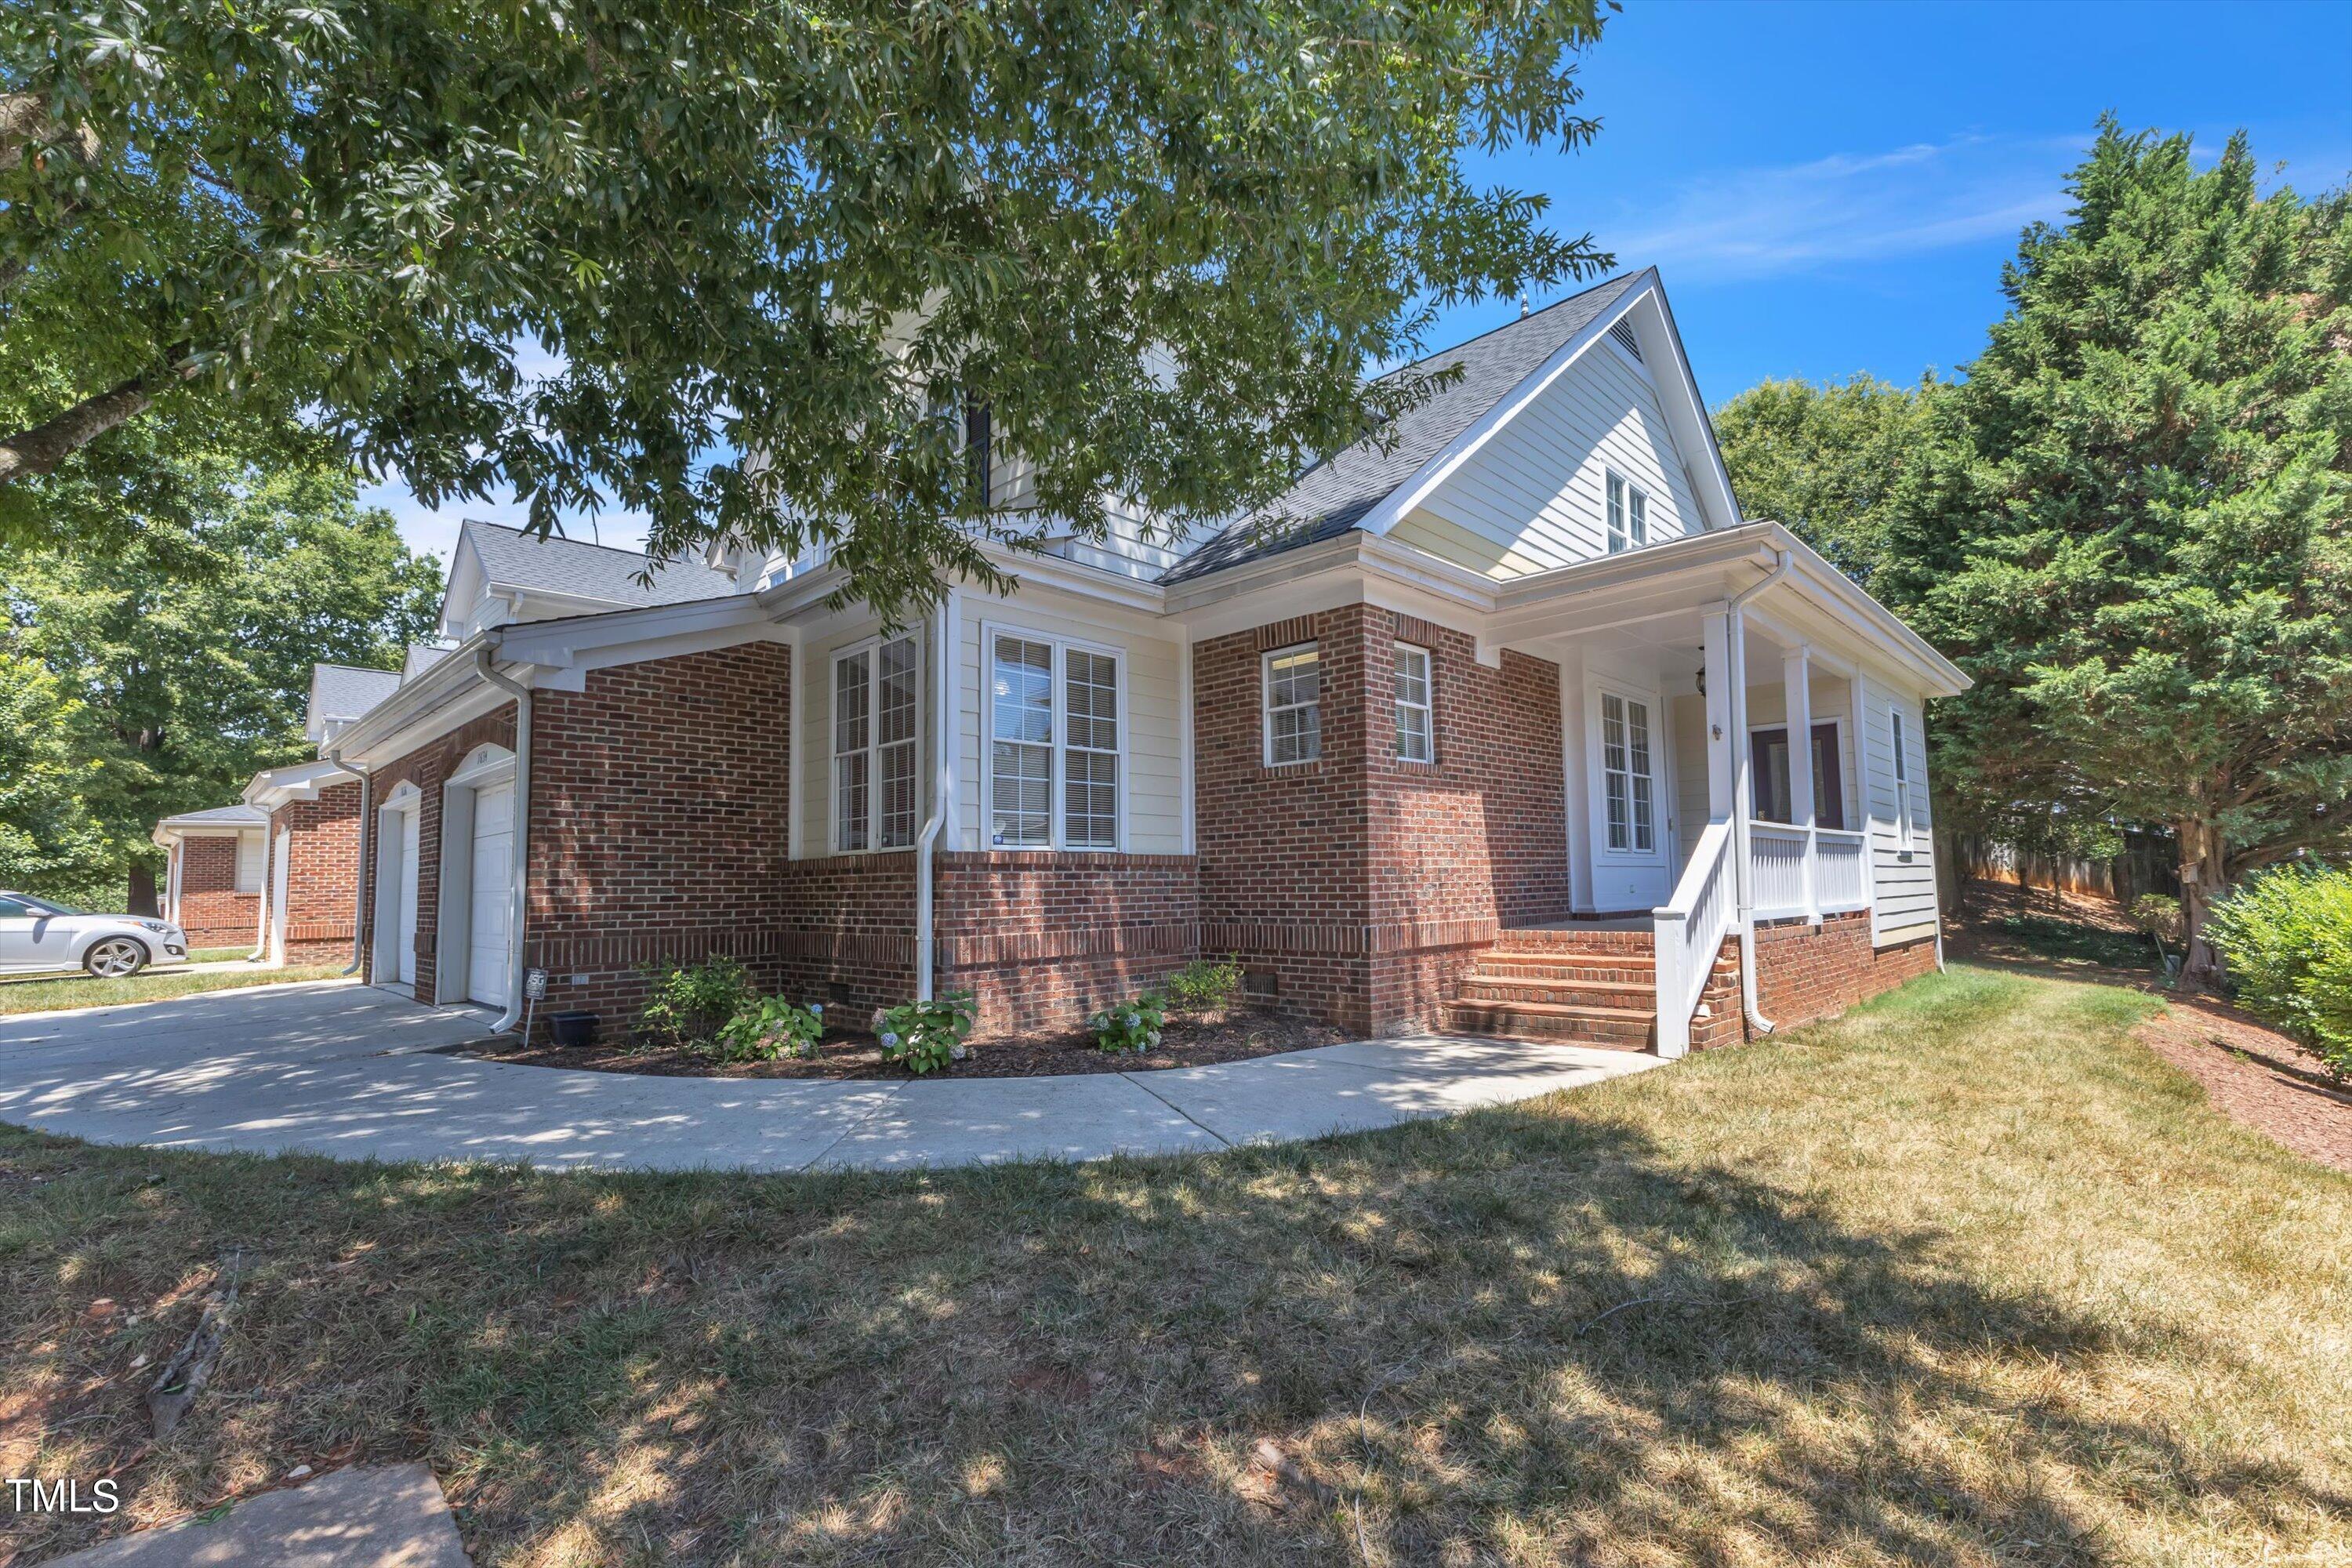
[445,1007,1349,1080]
[1947,880,2352,1174]
[2132,996,2352,1175]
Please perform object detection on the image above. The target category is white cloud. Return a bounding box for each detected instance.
[1603,133,2082,281]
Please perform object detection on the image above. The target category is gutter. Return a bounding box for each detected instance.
[1727,548,1794,1038]
[913,590,960,1000]
[474,644,534,1035]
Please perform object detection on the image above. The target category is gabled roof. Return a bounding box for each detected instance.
[307,663,404,743]
[1164,271,1649,584]
[460,521,740,610]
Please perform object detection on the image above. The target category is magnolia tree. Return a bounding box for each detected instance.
[2,0,1613,620]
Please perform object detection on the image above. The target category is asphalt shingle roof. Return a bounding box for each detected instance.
[463,521,739,609]
[159,804,267,829]
[310,664,403,723]
[1163,271,1646,585]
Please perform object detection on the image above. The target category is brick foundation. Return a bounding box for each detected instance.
[172,836,259,948]
[1753,909,1938,1029]
[936,851,1200,1034]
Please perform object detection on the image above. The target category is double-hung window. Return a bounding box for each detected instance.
[833,636,920,852]
[1606,470,1648,554]
[988,628,1123,849]
[1393,643,1433,763]
[1599,691,1656,853]
[1890,708,1915,849]
[1263,644,1321,765]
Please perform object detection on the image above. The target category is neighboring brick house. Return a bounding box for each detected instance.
[284,268,1968,1054]
[153,804,268,949]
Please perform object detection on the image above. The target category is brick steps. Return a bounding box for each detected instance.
[1446,999,1657,1046]
[1447,925,1660,1050]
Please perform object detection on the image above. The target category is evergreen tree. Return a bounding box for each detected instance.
[1916,121,2352,978]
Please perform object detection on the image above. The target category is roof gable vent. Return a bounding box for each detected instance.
[1608,318,1642,362]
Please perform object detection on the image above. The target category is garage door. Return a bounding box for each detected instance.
[394,808,420,987]
[466,782,514,1007]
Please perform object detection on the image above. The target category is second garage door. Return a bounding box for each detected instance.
[466,782,514,1007]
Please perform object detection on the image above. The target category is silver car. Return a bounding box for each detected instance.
[0,891,188,977]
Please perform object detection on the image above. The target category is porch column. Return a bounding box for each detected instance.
[1784,643,1817,923]
[1701,607,1735,822]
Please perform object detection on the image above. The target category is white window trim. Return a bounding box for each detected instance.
[982,619,1128,853]
[1588,676,1664,862]
[1261,642,1323,768]
[1747,715,1850,830]
[1392,641,1434,764]
[829,631,924,855]
[1605,468,1650,555]
[1890,706,1916,853]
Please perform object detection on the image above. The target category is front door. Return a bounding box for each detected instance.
[1588,682,1671,910]
[466,782,514,1007]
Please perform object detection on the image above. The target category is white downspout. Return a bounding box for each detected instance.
[474,645,533,1034]
[247,821,271,962]
[913,590,960,1000]
[326,746,368,978]
[1728,548,1794,1037]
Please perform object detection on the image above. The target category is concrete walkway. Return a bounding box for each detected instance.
[40,1463,467,1568]
[0,981,1666,1173]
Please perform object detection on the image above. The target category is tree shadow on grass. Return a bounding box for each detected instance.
[2,1073,2343,1566]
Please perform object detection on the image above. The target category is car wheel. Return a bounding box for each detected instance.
[83,937,150,978]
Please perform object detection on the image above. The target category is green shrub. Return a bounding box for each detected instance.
[633,957,753,1051]
[1089,993,1167,1054]
[2203,866,2352,1080]
[1163,956,1243,1014]
[715,996,826,1063]
[873,993,977,1074]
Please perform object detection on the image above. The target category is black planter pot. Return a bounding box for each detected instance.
[549,1011,597,1047]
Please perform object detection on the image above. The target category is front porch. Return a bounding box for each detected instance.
[1452,537,1938,1054]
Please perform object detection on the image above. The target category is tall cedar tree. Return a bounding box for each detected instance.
[2,463,438,911]
[1912,123,2352,978]
[1,2,1613,621]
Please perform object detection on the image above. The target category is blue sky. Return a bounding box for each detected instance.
[368,0,2352,564]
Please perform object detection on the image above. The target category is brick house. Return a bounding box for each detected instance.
[305,268,1965,1054]
[152,804,267,949]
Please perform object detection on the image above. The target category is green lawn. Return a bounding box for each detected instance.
[0,964,348,1015]
[188,946,258,964]
[2,964,2347,1566]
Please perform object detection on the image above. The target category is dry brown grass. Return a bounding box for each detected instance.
[2,964,2348,1566]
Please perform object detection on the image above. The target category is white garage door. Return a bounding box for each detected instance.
[394,808,421,987]
[466,782,514,1007]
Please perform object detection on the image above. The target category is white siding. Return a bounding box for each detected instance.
[1400,339,1706,578]
[958,586,1186,855]
[1858,673,1939,944]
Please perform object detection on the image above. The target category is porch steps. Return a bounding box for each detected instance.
[1446,926,1659,1049]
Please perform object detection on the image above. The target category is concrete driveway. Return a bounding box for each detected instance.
[0,981,1666,1173]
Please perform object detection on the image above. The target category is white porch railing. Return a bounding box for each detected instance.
[1750,822,1809,921]
[1652,819,1735,1058]
[1815,827,1870,913]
